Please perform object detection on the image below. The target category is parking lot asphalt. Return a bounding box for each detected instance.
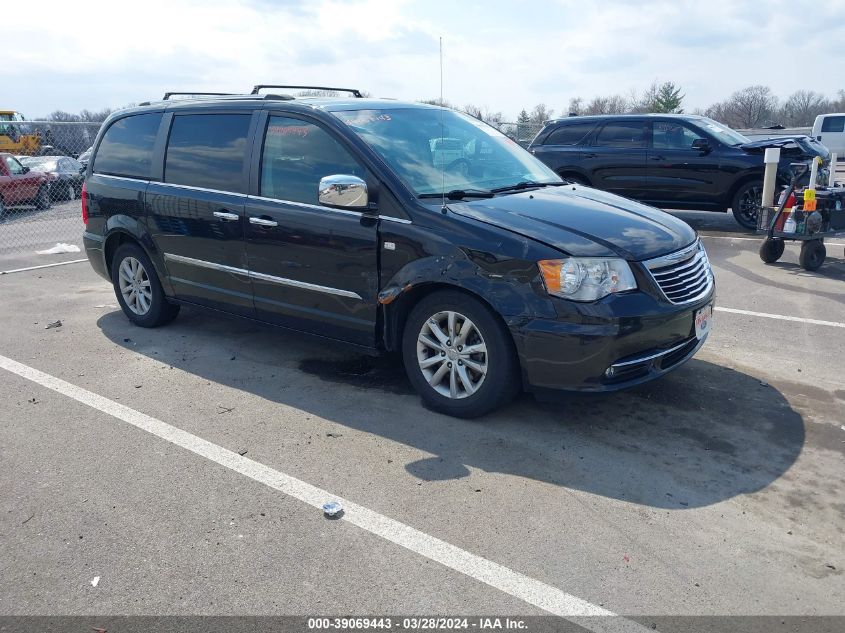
[0,204,843,625]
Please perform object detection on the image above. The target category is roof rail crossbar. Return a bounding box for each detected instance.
[250,85,363,98]
[163,92,237,100]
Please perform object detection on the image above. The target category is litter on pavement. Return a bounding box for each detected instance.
[36,243,81,255]
[322,501,343,518]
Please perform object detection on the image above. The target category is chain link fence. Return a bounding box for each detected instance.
[492,122,544,147]
[1,121,99,257]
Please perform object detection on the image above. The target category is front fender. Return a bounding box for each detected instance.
[377,244,559,352]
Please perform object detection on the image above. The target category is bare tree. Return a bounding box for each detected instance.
[418,97,454,108]
[584,94,628,115]
[567,97,584,116]
[463,104,484,120]
[705,85,778,128]
[628,82,659,113]
[529,104,554,125]
[778,90,830,126]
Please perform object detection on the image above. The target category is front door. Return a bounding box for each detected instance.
[3,155,39,204]
[244,113,378,347]
[585,120,649,199]
[146,112,255,315]
[647,120,723,209]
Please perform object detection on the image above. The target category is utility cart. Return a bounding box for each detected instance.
[757,164,845,270]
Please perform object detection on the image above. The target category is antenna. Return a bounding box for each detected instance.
[439,36,446,212]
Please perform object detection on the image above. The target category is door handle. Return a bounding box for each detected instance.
[249,216,278,227]
[649,155,665,161]
[213,211,239,221]
[583,153,597,159]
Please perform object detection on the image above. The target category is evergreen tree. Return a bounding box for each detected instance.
[653,82,684,113]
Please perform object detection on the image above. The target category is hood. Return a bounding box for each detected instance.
[740,135,830,160]
[449,185,696,261]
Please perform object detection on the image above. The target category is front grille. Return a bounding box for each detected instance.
[644,241,714,305]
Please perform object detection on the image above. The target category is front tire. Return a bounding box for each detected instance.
[111,242,180,327]
[731,181,763,230]
[401,290,519,418]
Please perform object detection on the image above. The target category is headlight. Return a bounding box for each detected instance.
[538,257,637,301]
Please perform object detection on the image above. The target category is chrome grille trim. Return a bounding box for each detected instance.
[644,240,714,305]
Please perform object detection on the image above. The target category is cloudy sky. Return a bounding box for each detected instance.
[6,0,845,120]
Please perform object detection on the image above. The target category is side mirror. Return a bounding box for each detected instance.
[691,138,711,153]
[21,166,30,174]
[318,174,369,210]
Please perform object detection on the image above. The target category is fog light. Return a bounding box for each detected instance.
[605,367,615,378]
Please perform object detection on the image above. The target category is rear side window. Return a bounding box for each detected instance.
[165,114,251,193]
[260,116,364,205]
[821,116,845,133]
[544,122,595,146]
[93,113,162,178]
[594,121,647,148]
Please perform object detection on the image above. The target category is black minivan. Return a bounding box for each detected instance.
[82,89,715,417]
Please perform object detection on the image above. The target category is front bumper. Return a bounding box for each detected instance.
[509,287,715,392]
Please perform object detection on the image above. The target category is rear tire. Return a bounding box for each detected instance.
[111,242,180,327]
[758,238,785,263]
[401,290,519,418]
[0,197,7,222]
[731,181,763,230]
[798,240,825,271]
[35,185,51,210]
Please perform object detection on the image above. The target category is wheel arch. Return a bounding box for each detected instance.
[380,281,518,358]
[103,223,173,296]
[725,172,788,210]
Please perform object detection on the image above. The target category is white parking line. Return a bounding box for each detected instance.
[0,259,87,275]
[0,353,647,632]
[716,307,845,329]
[701,235,845,247]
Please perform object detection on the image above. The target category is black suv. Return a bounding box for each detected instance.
[82,88,715,417]
[529,114,830,229]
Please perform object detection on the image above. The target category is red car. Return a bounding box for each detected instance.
[0,152,51,218]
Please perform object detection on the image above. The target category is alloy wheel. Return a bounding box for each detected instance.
[737,185,762,226]
[416,310,488,399]
[118,256,153,315]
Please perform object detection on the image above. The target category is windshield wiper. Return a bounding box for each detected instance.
[490,181,563,193]
[418,189,494,200]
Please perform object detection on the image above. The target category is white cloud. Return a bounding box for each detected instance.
[4,0,845,119]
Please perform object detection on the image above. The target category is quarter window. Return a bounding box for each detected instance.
[821,116,845,133]
[93,113,162,179]
[544,122,595,146]
[594,122,647,148]
[260,116,364,205]
[165,114,251,192]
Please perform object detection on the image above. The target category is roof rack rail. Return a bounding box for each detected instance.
[250,85,363,98]
[163,92,237,100]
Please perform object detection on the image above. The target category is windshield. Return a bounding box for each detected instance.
[334,107,561,195]
[697,117,749,146]
[20,157,57,170]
